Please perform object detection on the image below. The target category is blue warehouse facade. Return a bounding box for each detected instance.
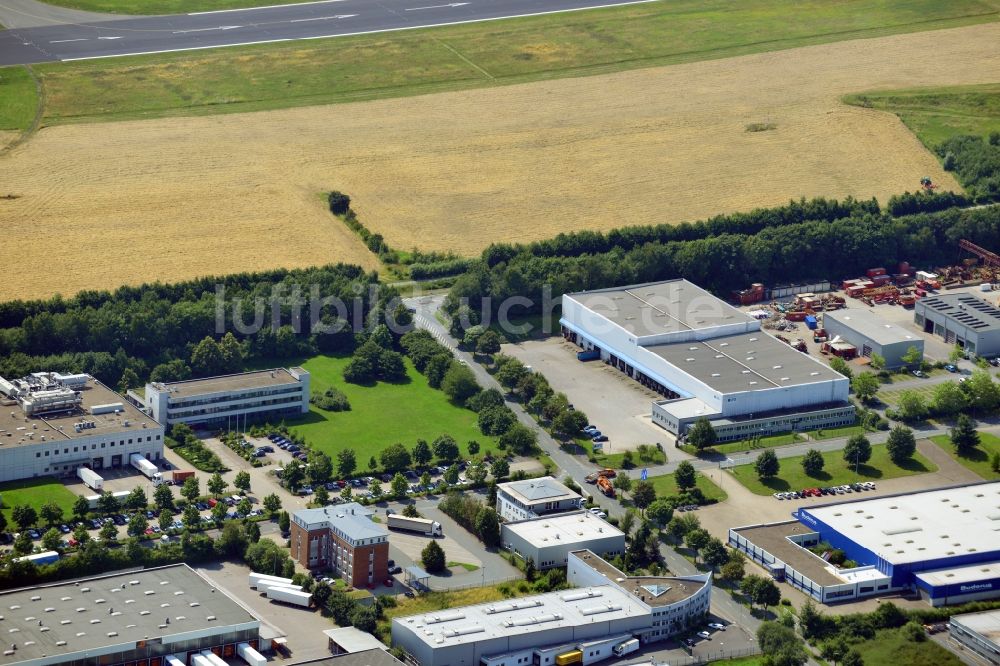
[731,482,1000,606]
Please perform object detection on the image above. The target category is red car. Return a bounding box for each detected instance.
[208,498,218,507]
[384,578,394,587]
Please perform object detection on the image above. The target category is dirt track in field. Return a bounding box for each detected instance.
[2,23,999,300]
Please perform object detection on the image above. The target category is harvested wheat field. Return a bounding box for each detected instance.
[3,24,1000,300]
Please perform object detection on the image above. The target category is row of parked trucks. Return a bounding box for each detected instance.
[76,461,193,491]
[248,572,313,607]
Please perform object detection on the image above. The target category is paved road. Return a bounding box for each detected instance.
[0,0,654,64]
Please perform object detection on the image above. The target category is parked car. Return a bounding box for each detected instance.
[944,364,958,372]
[708,622,726,630]
[384,578,394,587]
[912,369,927,378]
[390,566,403,574]
[697,631,711,640]
[592,435,609,443]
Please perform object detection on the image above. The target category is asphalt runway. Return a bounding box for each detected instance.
[0,0,655,64]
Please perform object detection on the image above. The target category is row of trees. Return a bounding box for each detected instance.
[438,491,502,547]
[888,370,1000,423]
[0,264,377,393]
[446,205,1000,321]
[752,427,917,481]
[938,133,1000,203]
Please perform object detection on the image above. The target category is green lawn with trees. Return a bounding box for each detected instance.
[0,478,79,528]
[930,430,1000,480]
[10,0,1000,124]
[647,471,727,503]
[852,627,962,666]
[288,354,494,462]
[729,443,937,495]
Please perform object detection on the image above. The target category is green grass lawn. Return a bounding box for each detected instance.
[592,445,666,470]
[729,444,937,495]
[808,424,870,441]
[287,354,495,463]
[647,471,727,503]
[845,83,1000,149]
[686,432,804,456]
[12,0,999,125]
[930,431,1000,480]
[878,384,939,408]
[854,627,962,666]
[707,658,763,666]
[0,478,79,528]
[0,65,37,133]
[448,561,480,572]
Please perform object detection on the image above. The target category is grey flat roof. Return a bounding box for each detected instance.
[647,332,843,393]
[951,609,1000,644]
[0,375,157,447]
[801,482,1000,565]
[915,560,1000,588]
[0,564,258,664]
[499,477,580,505]
[149,368,302,398]
[292,649,403,666]
[503,511,625,547]
[734,522,844,586]
[825,310,922,346]
[570,550,708,607]
[919,293,1000,332]
[293,503,387,541]
[566,280,754,337]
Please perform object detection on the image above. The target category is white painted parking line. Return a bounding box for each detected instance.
[97,36,123,40]
[405,2,468,9]
[51,38,89,43]
[289,14,356,22]
[189,0,346,14]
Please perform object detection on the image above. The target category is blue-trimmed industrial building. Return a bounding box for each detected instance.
[729,482,1000,606]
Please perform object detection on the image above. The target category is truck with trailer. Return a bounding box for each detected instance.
[13,550,60,566]
[597,476,615,498]
[386,514,443,536]
[130,453,163,484]
[266,586,312,607]
[77,466,104,491]
[612,639,640,657]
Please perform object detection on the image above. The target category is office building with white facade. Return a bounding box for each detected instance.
[730,482,1000,606]
[560,280,853,442]
[496,477,584,522]
[391,550,711,666]
[144,368,309,428]
[0,564,262,666]
[501,511,626,569]
[0,372,164,483]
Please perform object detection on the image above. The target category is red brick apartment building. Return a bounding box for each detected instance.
[290,503,389,588]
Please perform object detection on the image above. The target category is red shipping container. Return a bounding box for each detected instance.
[866,267,887,278]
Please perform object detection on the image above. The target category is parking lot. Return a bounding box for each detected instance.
[502,337,674,454]
[625,616,758,664]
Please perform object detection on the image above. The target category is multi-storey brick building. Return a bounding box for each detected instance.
[290,503,389,588]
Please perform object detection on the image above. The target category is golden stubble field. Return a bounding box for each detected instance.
[2,23,999,300]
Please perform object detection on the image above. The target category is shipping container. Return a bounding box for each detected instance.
[172,470,195,483]
[556,651,583,666]
[166,656,186,666]
[576,349,601,362]
[866,267,887,278]
[77,466,104,491]
[804,315,818,330]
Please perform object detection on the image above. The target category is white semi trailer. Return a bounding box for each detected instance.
[387,514,443,536]
[77,467,104,491]
[248,572,294,589]
[130,453,163,484]
[237,642,267,666]
[266,586,312,607]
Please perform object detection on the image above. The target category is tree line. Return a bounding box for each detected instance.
[446,204,1000,319]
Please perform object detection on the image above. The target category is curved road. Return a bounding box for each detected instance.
[0,0,654,64]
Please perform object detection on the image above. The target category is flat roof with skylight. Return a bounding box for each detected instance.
[647,332,842,393]
[799,482,1000,565]
[0,564,258,664]
[503,511,625,546]
[824,310,921,346]
[565,280,754,338]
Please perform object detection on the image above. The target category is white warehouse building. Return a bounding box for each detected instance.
[143,368,310,428]
[0,372,164,483]
[501,510,626,569]
[560,280,853,441]
[391,550,711,666]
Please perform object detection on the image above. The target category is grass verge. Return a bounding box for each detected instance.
[728,444,937,495]
[16,0,1000,125]
[930,431,1000,480]
[0,65,38,133]
[0,478,79,528]
[647,471,727,503]
[845,83,1000,149]
[686,432,804,456]
[287,354,496,462]
[592,446,666,470]
[853,627,962,666]
[448,561,480,572]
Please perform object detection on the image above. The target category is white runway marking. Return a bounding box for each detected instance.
[288,14,355,22]
[51,38,88,43]
[405,2,468,9]
[172,25,242,33]
[189,0,346,14]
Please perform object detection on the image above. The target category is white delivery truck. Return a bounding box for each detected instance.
[130,453,163,484]
[612,639,640,657]
[266,586,312,607]
[77,467,104,491]
[190,654,214,666]
[386,514,443,536]
[237,642,267,666]
[248,572,294,589]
